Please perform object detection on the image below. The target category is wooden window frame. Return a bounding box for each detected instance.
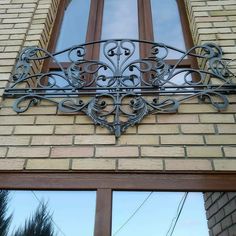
[45,0,197,71]
[1,172,236,236]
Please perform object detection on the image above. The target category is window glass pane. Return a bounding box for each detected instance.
[100,0,139,90]
[101,0,138,39]
[151,0,186,59]
[55,0,91,61]
[112,191,208,236]
[4,190,96,236]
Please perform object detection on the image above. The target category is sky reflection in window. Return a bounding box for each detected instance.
[55,0,91,61]
[112,191,209,236]
[100,0,140,89]
[7,191,96,236]
[151,0,186,59]
[101,0,138,39]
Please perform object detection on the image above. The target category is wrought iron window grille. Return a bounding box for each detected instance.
[3,39,236,137]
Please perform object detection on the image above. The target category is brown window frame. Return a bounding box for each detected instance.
[44,0,197,72]
[1,172,236,236]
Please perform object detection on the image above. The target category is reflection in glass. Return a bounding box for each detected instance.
[101,0,138,39]
[55,0,91,61]
[5,191,96,236]
[100,0,140,90]
[151,0,186,59]
[112,191,208,236]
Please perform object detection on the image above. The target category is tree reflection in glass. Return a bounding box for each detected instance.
[2,190,96,236]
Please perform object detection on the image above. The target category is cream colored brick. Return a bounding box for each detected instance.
[23,3,37,8]
[165,159,212,171]
[213,22,236,27]
[181,124,215,134]
[72,159,116,170]
[0,67,12,73]
[96,125,136,134]
[138,124,179,134]
[213,160,236,171]
[14,125,54,135]
[195,16,227,22]
[4,46,21,52]
[96,146,139,157]
[8,147,50,158]
[36,115,74,124]
[75,116,93,124]
[31,135,73,145]
[0,28,28,34]
[0,116,35,125]
[205,135,236,145]
[198,28,231,34]
[0,3,20,8]
[141,146,185,157]
[51,147,94,158]
[140,115,156,123]
[158,114,199,123]
[0,148,7,157]
[0,52,18,59]
[14,23,30,28]
[217,124,236,134]
[75,135,115,145]
[7,8,35,13]
[26,159,70,170]
[118,135,158,145]
[0,24,13,29]
[0,35,8,40]
[0,13,18,19]
[0,136,30,146]
[0,108,16,115]
[200,114,234,123]
[0,73,10,81]
[0,57,15,66]
[161,135,204,145]
[187,146,222,157]
[208,1,236,6]
[217,33,236,40]
[178,104,216,113]
[0,126,13,135]
[10,34,25,40]
[55,125,94,134]
[13,0,38,3]
[193,6,223,11]
[118,159,163,170]
[22,106,57,115]
[3,18,31,24]
[0,159,25,170]
[224,147,236,157]
[210,10,236,16]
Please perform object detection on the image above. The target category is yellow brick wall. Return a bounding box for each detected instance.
[0,0,236,172]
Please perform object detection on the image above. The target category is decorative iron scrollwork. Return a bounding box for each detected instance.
[4,39,236,137]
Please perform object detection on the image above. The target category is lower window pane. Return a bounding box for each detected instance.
[2,190,96,236]
[112,191,208,236]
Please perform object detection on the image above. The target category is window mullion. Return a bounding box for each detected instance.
[94,188,112,236]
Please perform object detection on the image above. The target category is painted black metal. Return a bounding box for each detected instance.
[4,39,236,137]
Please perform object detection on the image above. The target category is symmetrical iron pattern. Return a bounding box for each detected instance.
[4,39,236,137]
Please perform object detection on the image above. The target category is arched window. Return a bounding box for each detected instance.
[45,0,196,70]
